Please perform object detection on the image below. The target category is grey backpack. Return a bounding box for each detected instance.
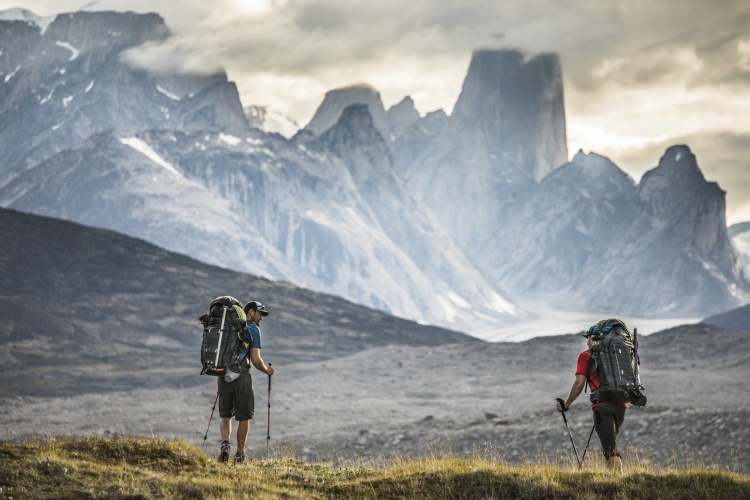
[588,318,647,406]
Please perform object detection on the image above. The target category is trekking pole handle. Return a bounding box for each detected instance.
[556,398,568,417]
[268,362,272,390]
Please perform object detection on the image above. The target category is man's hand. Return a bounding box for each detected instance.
[556,398,568,412]
[266,364,275,376]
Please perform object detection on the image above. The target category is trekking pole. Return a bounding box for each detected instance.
[266,363,272,459]
[556,398,582,468]
[580,423,596,466]
[633,327,641,384]
[202,392,219,450]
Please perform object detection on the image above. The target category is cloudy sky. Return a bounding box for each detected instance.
[4,0,750,224]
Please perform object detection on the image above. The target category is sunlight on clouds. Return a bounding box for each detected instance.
[567,121,670,164]
[229,0,279,17]
[728,201,750,226]
[569,83,750,141]
[237,72,328,126]
[591,46,703,88]
[351,53,468,115]
[567,81,750,193]
[738,39,750,71]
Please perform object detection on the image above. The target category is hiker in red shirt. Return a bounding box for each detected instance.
[556,323,627,471]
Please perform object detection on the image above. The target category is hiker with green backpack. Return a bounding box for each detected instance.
[199,297,274,463]
[556,318,646,471]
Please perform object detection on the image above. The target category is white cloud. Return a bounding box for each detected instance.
[120,36,225,75]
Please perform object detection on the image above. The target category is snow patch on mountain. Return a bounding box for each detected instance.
[156,85,180,101]
[0,8,55,33]
[4,66,20,83]
[245,105,299,138]
[219,133,242,146]
[55,41,80,61]
[120,137,182,178]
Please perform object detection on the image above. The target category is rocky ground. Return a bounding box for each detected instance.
[2,324,748,472]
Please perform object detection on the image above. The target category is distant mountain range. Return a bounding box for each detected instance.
[1,8,748,338]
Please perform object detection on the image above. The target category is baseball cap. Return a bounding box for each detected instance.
[244,300,269,316]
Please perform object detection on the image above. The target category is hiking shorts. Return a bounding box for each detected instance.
[593,404,626,458]
[218,370,255,421]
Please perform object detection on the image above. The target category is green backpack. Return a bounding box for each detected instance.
[199,296,248,379]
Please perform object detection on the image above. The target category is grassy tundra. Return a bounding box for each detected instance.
[0,437,747,499]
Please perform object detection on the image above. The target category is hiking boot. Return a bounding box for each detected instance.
[234,450,246,464]
[219,441,230,463]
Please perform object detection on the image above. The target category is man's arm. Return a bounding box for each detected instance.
[249,347,274,375]
[557,374,587,411]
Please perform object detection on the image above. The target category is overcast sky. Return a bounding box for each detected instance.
[4,0,750,224]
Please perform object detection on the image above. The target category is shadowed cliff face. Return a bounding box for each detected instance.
[399,49,568,255]
[449,49,568,182]
[639,145,732,260]
[316,103,394,183]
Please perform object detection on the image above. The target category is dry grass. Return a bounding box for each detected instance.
[0,436,748,499]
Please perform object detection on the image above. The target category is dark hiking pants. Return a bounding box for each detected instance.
[593,403,626,459]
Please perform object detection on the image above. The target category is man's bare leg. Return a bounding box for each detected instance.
[220,417,232,442]
[236,420,249,452]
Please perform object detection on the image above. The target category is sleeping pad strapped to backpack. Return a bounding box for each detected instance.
[199,296,249,377]
[588,318,647,406]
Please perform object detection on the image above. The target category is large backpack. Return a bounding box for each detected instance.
[588,318,647,406]
[198,296,248,377]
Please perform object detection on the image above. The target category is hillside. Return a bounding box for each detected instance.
[1,437,748,499]
[0,207,476,397]
[702,303,750,333]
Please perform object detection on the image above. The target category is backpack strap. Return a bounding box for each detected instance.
[586,351,601,403]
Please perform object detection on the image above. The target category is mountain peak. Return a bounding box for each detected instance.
[545,149,635,196]
[637,145,736,275]
[639,144,712,200]
[317,104,393,181]
[387,96,420,138]
[450,48,568,181]
[569,149,632,180]
[304,84,388,137]
[655,144,705,181]
[318,104,388,153]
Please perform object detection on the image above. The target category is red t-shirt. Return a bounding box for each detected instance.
[576,350,627,407]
